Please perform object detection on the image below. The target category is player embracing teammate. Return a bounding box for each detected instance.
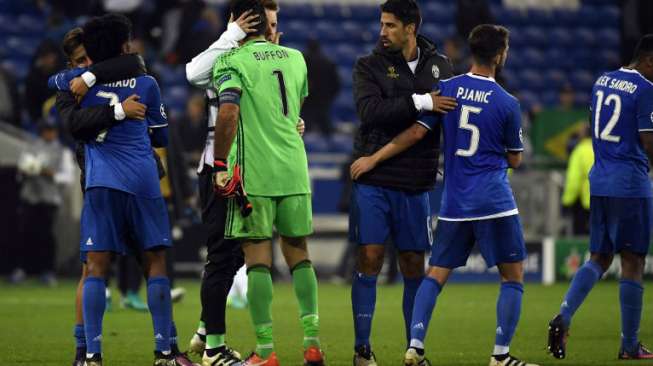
[351,24,538,366]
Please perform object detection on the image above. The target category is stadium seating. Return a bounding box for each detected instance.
[0,0,623,213]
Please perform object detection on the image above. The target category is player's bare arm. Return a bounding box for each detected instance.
[506,151,522,169]
[212,92,241,190]
[351,123,428,179]
[640,132,653,162]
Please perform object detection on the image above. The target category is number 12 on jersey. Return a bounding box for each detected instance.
[594,90,622,143]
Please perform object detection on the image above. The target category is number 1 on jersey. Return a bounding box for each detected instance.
[456,105,482,157]
[272,70,289,117]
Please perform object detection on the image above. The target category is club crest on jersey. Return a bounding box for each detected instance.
[387,66,399,79]
[650,111,653,123]
[432,65,440,79]
[160,104,167,119]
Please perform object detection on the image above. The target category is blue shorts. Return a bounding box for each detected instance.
[80,187,171,259]
[349,183,432,252]
[429,215,526,268]
[590,196,652,255]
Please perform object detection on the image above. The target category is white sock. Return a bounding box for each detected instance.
[493,345,509,355]
[410,339,424,349]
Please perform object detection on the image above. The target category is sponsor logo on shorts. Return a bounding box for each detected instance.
[86,237,94,246]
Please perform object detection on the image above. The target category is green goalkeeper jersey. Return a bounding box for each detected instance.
[212,39,310,196]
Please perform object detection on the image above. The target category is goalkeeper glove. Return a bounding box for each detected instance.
[212,159,253,217]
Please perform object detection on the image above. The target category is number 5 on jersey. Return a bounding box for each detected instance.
[456,105,482,157]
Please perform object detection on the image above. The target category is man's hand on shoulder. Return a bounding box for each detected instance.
[430,90,457,113]
[70,77,89,98]
[121,94,146,120]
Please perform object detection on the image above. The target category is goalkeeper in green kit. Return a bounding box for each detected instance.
[210,1,323,365]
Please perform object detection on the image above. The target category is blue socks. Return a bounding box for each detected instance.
[494,282,523,354]
[147,276,172,353]
[83,276,106,355]
[74,324,86,349]
[170,321,178,352]
[560,260,603,326]
[351,272,377,348]
[409,277,442,349]
[403,276,424,346]
[620,279,643,353]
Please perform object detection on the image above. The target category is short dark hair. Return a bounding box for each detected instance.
[82,14,132,63]
[62,27,84,59]
[230,0,267,36]
[468,24,510,66]
[633,34,653,62]
[380,0,421,34]
[261,0,279,12]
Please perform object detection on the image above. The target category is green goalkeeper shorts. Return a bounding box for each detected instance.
[225,194,313,240]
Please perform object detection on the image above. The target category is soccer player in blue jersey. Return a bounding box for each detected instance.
[72,14,175,366]
[547,35,653,361]
[351,24,538,366]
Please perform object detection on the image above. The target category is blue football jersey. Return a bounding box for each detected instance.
[420,73,523,220]
[81,75,168,198]
[589,68,653,198]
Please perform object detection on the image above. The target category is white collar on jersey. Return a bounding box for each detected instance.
[619,67,653,86]
[466,72,496,82]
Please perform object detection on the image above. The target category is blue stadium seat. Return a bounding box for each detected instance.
[598,5,620,27]
[349,5,378,21]
[517,90,538,110]
[507,26,526,47]
[505,49,524,70]
[7,36,40,58]
[596,49,620,70]
[500,69,520,91]
[597,28,619,47]
[527,9,555,26]
[576,6,600,27]
[333,44,359,67]
[544,69,569,90]
[338,67,353,88]
[572,49,594,69]
[575,91,591,106]
[541,90,559,107]
[570,70,595,91]
[551,9,577,27]
[523,27,547,47]
[1,58,29,80]
[549,27,573,47]
[519,69,546,91]
[574,28,597,47]
[522,48,546,69]
[316,21,346,42]
[546,48,574,70]
[422,1,455,23]
[17,14,45,35]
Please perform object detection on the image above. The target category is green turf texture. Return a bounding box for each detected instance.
[1,280,652,365]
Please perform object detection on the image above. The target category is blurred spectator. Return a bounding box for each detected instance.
[558,84,577,111]
[10,121,75,285]
[622,0,653,64]
[0,66,21,126]
[456,0,493,39]
[176,93,207,165]
[172,1,223,64]
[443,36,469,76]
[561,126,593,235]
[24,40,64,124]
[503,0,579,10]
[302,39,340,139]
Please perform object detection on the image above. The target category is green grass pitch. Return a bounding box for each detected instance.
[1,280,652,365]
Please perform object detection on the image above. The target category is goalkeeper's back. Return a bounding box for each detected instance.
[212,40,310,196]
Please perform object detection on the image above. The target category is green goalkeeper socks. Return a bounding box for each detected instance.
[206,334,225,349]
[248,266,274,358]
[292,261,321,349]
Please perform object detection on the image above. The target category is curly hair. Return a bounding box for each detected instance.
[82,14,132,63]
